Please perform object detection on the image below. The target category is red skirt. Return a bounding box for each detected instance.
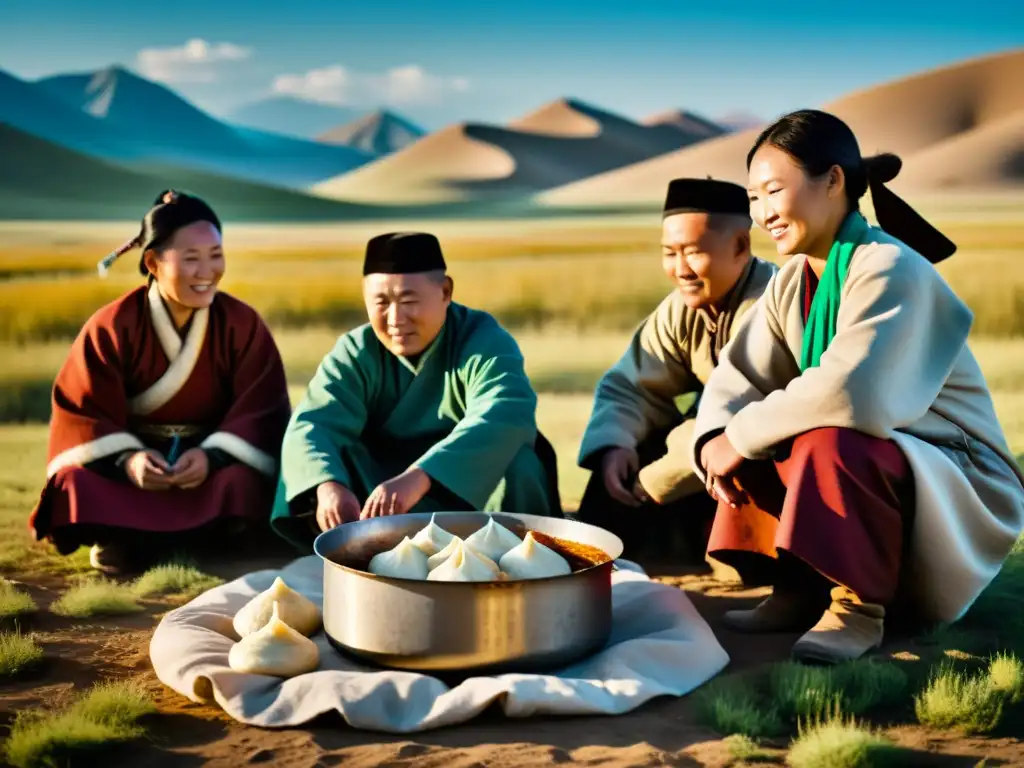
[30,464,275,554]
[708,427,914,604]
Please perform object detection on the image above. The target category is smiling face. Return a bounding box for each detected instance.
[363,271,452,357]
[661,212,751,310]
[144,220,224,314]
[746,143,848,260]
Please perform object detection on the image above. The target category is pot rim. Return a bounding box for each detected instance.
[312,510,621,586]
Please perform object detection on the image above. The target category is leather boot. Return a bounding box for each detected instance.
[791,586,885,664]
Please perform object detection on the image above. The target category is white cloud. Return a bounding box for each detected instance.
[136,39,252,84]
[271,64,470,107]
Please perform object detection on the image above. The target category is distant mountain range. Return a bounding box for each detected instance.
[227,96,366,140]
[1,66,374,189]
[312,98,714,204]
[0,48,1020,222]
[318,110,426,155]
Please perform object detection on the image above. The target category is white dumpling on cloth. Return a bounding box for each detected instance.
[228,601,320,677]
[427,539,500,582]
[499,531,572,580]
[232,576,321,638]
[409,513,456,556]
[464,517,521,562]
[368,536,429,580]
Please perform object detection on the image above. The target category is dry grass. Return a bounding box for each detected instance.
[1,210,1022,343]
[3,679,155,768]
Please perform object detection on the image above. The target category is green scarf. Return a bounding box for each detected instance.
[800,211,869,371]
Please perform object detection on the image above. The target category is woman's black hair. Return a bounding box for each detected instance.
[135,190,222,276]
[97,190,222,278]
[746,109,955,263]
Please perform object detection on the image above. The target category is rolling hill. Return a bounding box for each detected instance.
[642,110,727,141]
[311,98,710,204]
[318,110,425,154]
[893,110,1024,192]
[536,47,1024,208]
[26,66,375,188]
[0,122,384,221]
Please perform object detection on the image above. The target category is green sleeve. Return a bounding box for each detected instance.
[413,326,538,509]
[270,332,373,543]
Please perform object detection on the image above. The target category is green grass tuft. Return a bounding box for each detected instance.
[131,561,223,599]
[0,629,43,677]
[987,651,1024,704]
[768,660,909,722]
[0,579,36,620]
[3,679,155,768]
[913,662,1005,734]
[50,578,143,618]
[695,676,786,739]
[724,733,776,763]
[786,711,906,768]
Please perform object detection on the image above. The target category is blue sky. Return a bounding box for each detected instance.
[2,0,1021,127]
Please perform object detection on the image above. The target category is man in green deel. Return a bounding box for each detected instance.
[270,231,560,549]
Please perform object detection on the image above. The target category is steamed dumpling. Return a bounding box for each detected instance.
[427,539,499,582]
[228,601,320,677]
[233,576,321,638]
[464,517,522,562]
[426,535,464,570]
[410,513,456,556]
[428,537,501,574]
[368,536,429,579]
[499,531,572,580]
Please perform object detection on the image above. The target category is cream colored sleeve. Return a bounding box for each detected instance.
[578,293,700,468]
[692,246,973,475]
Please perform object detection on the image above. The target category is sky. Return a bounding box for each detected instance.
[2,0,1022,128]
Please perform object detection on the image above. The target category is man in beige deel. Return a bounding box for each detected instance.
[575,177,776,564]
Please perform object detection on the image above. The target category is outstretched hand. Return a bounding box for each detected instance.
[316,481,361,531]
[361,468,432,519]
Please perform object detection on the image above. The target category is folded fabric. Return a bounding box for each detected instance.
[150,555,730,733]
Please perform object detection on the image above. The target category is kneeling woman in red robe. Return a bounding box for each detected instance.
[692,110,1024,664]
[29,191,291,574]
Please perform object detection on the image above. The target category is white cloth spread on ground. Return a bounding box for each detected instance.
[149,555,730,733]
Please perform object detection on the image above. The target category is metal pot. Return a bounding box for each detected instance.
[313,511,623,675]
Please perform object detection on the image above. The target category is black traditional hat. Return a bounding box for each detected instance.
[363,232,447,276]
[662,177,749,218]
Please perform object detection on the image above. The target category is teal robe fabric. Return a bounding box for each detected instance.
[270,302,556,549]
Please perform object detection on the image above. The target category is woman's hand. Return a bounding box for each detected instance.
[125,450,174,490]
[169,448,209,489]
[700,434,747,508]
